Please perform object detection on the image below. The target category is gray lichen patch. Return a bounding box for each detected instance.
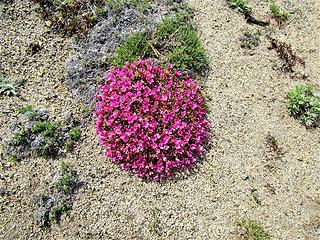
[65,1,178,106]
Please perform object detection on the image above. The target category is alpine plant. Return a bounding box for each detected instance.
[95,59,210,180]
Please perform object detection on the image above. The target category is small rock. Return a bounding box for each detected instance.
[34,195,54,228]
[45,20,52,28]
[241,174,249,180]
[0,188,8,196]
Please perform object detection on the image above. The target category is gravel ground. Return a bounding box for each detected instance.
[1,0,320,239]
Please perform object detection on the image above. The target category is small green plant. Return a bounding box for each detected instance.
[226,0,270,26]
[149,208,161,237]
[65,127,81,150]
[110,32,156,67]
[68,127,81,141]
[237,219,271,240]
[13,131,28,146]
[55,161,76,194]
[18,105,32,114]
[106,0,126,11]
[49,199,71,223]
[270,1,289,22]
[240,30,261,49]
[0,77,17,96]
[287,85,320,126]
[227,0,252,14]
[165,22,208,73]
[106,0,152,12]
[9,107,82,160]
[131,0,153,12]
[33,0,107,35]
[8,154,19,164]
[31,120,63,157]
[32,121,59,138]
[60,161,69,174]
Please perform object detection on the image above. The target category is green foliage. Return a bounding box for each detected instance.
[32,121,59,138]
[227,0,252,14]
[106,0,126,11]
[0,77,17,96]
[68,127,81,141]
[65,127,81,150]
[49,199,71,224]
[33,0,107,35]
[110,12,208,75]
[55,161,76,194]
[154,12,189,41]
[8,154,19,164]
[237,220,271,240]
[287,85,320,126]
[149,208,161,237]
[166,24,207,73]
[155,12,208,73]
[11,106,82,159]
[110,32,156,68]
[36,138,61,158]
[131,0,153,12]
[31,121,62,157]
[240,30,261,49]
[106,0,152,12]
[270,2,289,21]
[33,0,154,35]
[13,131,28,146]
[18,105,32,114]
[64,128,81,150]
[56,175,74,194]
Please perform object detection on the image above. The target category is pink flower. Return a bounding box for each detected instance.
[95,60,210,181]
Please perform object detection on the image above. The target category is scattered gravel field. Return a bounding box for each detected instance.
[0,0,319,239]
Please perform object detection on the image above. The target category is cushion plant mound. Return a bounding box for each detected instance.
[95,59,210,180]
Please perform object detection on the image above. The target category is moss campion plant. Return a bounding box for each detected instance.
[95,60,210,180]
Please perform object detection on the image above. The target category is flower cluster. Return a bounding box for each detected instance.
[95,59,210,180]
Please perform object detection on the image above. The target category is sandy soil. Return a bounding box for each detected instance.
[1,0,320,239]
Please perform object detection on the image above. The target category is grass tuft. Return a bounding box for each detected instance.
[110,11,208,75]
[18,105,32,114]
[270,1,289,22]
[237,219,271,240]
[110,32,156,68]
